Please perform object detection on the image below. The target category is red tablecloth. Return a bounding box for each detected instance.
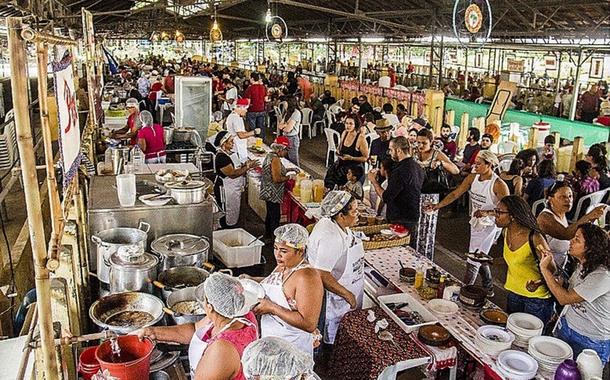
[328,307,430,380]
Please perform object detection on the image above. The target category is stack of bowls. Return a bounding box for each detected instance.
[474,325,515,358]
[506,313,544,348]
[527,336,573,378]
[496,350,539,380]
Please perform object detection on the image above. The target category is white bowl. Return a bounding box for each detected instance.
[139,193,172,206]
[497,350,539,379]
[528,336,573,363]
[507,313,544,333]
[477,325,515,345]
[427,299,459,316]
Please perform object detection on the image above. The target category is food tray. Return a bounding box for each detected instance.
[352,224,410,250]
[378,293,438,334]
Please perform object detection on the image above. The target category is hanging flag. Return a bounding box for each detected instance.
[102,44,119,75]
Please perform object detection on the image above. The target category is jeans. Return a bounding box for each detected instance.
[464,261,494,294]
[555,317,610,365]
[506,291,555,327]
[247,111,267,138]
[145,155,166,164]
[264,200,281,237]
[286,134,300,166]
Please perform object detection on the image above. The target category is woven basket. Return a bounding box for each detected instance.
[352,224,410,250]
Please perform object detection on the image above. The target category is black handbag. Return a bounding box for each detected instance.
[422,150,449,194]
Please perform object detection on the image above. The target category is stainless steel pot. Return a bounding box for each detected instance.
[163,127,173,145]
[91,221,150,284]
[164,287,206,325]
[108,146,130,175]
[165,180,209,205]
[109,249,158,294]
[154,265,211,301]
[172,128,193,142]
[151,234,210,271]
[89,291,165,334]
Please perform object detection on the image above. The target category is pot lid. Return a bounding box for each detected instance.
[151,234,209,257]
[166,180,206,190]
[109,249,158,269]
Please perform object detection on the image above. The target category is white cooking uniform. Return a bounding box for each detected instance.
[226,112,248,163]
[468,173,501,264]
[307,217,364,344]
[216,149,245,226]
[260,260,315,357]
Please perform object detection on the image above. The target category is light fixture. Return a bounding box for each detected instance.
[175,30,184,42]
[265,8,272,23]
[161,31,170,41]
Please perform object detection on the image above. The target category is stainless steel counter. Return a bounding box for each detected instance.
[87,174,213,272]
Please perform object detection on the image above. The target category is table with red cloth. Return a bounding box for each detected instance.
[328,306,430,380]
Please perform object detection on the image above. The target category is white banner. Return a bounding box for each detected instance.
[52,53,81,188]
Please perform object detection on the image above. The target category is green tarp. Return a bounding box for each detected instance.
[446,98,609,146]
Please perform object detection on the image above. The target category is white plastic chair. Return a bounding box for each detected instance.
[500,141,518,154]
[329,103,343,115]
[364,132,378,173]
[498,154,515,173]
[324,128,341,166]
[300,108,314,139]
[313,110,328,137]
[531,199,547,217]
[273,105,284,135]
[570,189,609,223]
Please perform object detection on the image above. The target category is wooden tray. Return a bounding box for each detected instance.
[352,224,410,250]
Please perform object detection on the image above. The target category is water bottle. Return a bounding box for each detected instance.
[132,145,145,172]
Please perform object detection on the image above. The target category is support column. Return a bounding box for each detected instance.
[464,47,469,90]
[7,17,59,380]
[569,48,583,121]
[358,37,363,83]
[555,52,563,94]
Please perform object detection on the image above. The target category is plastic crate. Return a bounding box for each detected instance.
[213,228,264,268]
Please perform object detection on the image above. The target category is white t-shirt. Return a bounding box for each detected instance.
[284,110,302,137]
[307,217,350,280]
[383,113,401,128]
[223,87,238,111]
[565,264,610,340]
[225,112,248,163]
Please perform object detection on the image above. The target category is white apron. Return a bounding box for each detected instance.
[468,173,501,263]
[217,151,245,226]
[260,261,314,357]
[187,317,253,376]
[324,233,365,344]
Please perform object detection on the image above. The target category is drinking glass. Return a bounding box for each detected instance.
[116,174,136,207]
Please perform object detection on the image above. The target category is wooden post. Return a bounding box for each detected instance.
[570,136,584,172]
[552,131,560,150]
[446,109,455,126]
[528,127,539,149]
[458,112,469,148]
[410,101,418,117]
[7,17,59,380]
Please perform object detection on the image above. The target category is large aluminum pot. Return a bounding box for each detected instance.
[108,146,130,175]
[109,249,158,294]
[165,180,209,205]
[89,291,165,334]
[153,265,211,301]
[164,287,206,325]
[91,221,150,284]
[163,127,174,145]
[151,234,210,271]
[172,127,193,142]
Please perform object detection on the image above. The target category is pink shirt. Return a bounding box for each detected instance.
[137,124,166,158]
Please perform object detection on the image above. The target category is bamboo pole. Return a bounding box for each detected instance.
[7,17,59,380]
[21,28,78,46]
[458,112,469,148]
[36,42,62,271]
[570,136,584,172]
[446,109,455,126]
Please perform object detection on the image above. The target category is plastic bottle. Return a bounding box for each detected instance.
[437,275,446,299]
[132,145,145,171]
[414,265,425,289]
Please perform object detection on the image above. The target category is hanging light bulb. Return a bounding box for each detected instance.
[175,30,184,43]
[265,8,272,23]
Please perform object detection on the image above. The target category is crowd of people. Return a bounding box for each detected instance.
[110,56,610,378]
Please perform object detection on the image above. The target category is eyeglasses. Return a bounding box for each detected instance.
[494,209,510,215]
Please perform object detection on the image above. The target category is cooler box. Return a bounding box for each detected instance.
[213,228,264,268]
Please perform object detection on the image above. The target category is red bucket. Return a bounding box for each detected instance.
[78,346,101,380]
[95,336,154,380]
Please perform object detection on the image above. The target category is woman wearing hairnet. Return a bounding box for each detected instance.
[241,224,323,357]
[111,97,140,145]
[307,190,364,345]
[132,272,259,380]
[242,337,321,380]
[136,110,166,163]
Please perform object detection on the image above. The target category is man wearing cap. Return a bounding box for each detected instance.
[307,190,364,345]
[226,98,261,163]
[426,150,509,297]
[369,119,392,167]
[133,272,258,380]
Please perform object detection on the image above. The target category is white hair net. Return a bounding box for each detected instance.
[320,190,353,218]
[125,98,139,107]
[274,224,309,250]
[139,110,154,127]
[195,272,246,318]
[242,337,320,380]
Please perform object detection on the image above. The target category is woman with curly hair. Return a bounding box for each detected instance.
[586,143,610,190]
[539,223,610,363]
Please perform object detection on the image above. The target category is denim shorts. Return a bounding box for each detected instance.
[555,317,610,365]
[506,291,555,327]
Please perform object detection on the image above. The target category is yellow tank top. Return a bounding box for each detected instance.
[503,235,551,298]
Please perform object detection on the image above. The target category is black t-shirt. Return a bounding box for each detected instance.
[214,151,233,179]
[370,138,391,165]
[462,143,481,164]
[359,102,374,115]
[382,157,425,224]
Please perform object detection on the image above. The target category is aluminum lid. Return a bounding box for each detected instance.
[151,234,210,257]
[109,250,158,270]
[166,180,206,190]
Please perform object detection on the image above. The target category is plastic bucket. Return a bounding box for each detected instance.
[78,346,101,380]
[95,336,154,379]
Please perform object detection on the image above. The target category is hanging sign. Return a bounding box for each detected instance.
[52,52,82,188]
[506,58,525,73]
